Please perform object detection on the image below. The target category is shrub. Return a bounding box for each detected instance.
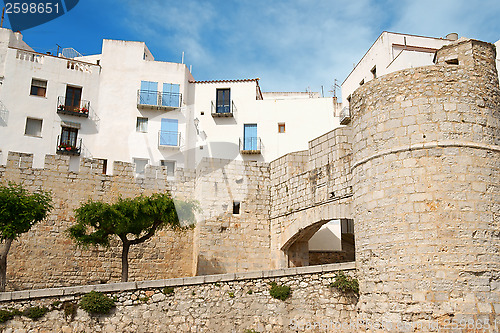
[139,296,149,303]
[269,282,291,301]
[0,309,14,323]
[162,286,175,295]
[63,301,78,321]
[247,289,253,295]
[243,329,261,333]
[228,292,235,298]
[79,291,115,315]
[330,271,359,295]
[23,306,49,320]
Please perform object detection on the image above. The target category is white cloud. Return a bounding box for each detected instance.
[120,0,500,92]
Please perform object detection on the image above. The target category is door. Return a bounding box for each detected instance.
[65,86,82,111]
[216,88,230,113]
[162,83,180,107]
[60,127,78,148]
[243,124,257,150]
[140,81,158,105]
[160,118,179,146]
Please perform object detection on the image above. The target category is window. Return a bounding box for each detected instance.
[243,124,258,150]
[133,158,148,175]
[446,58,459,65]
[162,83,180,107]
[24,118,42,137]
[139,81,158,105]
[371,66,377,79]
[101,159,107,174]
[233,201,240,215]
[160,118,179,146]
[278,123,285,133]
[65,86,82,110]
[216,88,230,113]
[60,126,78,148]
[136,117,148,132]
[161,160,176,177]
[30,79,47,97]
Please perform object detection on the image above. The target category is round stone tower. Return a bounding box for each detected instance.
[351,39,499,329]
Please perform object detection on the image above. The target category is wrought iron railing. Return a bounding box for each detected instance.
[56,135,81,155]
[57,96,90,117]
[137,90,182,108]
[340,106,351,125]
[239,137,262,154]
[158,130,181,147]
[211,100,236,117]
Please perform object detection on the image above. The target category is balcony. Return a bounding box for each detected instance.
[239,137,262,154]
[340,106,351,125]
[137,90,182,110]
[211,100,236,117]
[56,135,81,155]
[158,130,181,148]
[57,97,90,117]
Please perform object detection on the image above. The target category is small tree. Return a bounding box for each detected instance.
[0,182,52,291]
[68,193,197,282]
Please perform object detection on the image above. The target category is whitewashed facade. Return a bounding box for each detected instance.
[0,28,337,174]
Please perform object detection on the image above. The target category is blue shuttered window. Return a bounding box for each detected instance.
[160,118,179,146]
[162,83,181,108]
[140,81,158,105]
[243,124,257,150]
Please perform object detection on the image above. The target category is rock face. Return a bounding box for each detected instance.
[351,39,500,326]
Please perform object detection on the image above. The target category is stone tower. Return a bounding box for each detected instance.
[351,39,499,328]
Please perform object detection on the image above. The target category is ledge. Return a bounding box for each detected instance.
[0,262,356,302]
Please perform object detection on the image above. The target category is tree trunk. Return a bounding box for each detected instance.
[0,239,13,292]
[121,241,130,282]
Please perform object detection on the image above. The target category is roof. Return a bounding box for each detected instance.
[190,78,260,84]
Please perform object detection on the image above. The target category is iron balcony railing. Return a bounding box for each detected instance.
[158,130,181,148]
[56,135,82,155]
[340,106,351,125]
[211,100,236,117]
[137,90,182,109]
[239,137,262,154]
[57,96,90,117]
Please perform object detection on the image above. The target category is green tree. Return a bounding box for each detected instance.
[68,193,197,282]
[0,182,52,291]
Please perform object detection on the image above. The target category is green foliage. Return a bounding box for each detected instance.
[62,301,77,321]
[162,286,174,295]
[51,300,61,308]
[68,193,198,247]
[269,282,291,301]
[23,306,49,320]
[79,291,115,315]
[228,292,235,298]
[243,329,261,333]
[0,309,14,323]
[330,271,359,295]
[0,182,52,240]
[139,296,149,303]
[247,289,253,295]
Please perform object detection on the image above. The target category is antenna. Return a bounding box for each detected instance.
[1,7,5,28]
[56,44,61,57]
[329,79,341,98]
[181,51,184,64]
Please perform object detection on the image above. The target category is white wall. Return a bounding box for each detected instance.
[341,32,452,106]
[0,29,100,167]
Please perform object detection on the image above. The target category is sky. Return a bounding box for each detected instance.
[3,0,500,95]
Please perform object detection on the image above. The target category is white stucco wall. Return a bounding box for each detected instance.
[341,32,452,106]
[0,29,100,167]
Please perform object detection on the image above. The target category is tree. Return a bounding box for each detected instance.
[0,182,52,291]
[68,193,198,282]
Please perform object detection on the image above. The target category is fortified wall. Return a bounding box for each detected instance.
[0,37,499,330]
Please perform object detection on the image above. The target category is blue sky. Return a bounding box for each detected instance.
[4,0,500,94]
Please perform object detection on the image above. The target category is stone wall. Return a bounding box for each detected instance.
[0,263,358,333]
[194,158,272,274]
[350,39,500,326]
[0,152,196,290]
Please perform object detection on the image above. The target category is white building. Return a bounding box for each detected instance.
[0,28,338,174]
[340,32,457,110]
